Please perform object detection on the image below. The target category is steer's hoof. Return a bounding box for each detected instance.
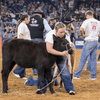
[36,89,41,94]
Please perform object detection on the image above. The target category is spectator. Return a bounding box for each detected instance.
[68,0,74,9]
[3,30,9,38]
[74,9,79,15]
[19,0,24,6]
[9,11,16,18]
[0,15,3,22]
[97,11,100,20]
[12,17,17,26]
[96,5,100,13]
[22,6,27,12]
[27,6,31,13]
[65,0,68,4]
[49,13,58,29]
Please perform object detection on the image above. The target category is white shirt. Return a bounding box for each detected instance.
[17,22,31,40]
[81,18,100,41]
[45,30,71,45]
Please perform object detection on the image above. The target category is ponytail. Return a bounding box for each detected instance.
[15,19,22,33]
[15,13,29,33]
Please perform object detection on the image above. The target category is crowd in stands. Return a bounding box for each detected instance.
[0,0,100,42]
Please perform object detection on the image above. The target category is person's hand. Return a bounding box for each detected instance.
[62,51,68,56]
[82,34,87,39]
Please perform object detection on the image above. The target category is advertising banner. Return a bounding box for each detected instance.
[75,39,100,49]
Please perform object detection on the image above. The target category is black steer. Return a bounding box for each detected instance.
[2,35,74,94]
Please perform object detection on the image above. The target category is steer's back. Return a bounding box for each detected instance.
[2,39,55,68]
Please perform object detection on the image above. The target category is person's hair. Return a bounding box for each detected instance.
[54,22,66,32]
[86,10,93,16]
[16,13,29,33]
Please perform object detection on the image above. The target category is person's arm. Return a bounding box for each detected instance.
[17,24,24,39]
[19,33,23,39]
[46,41,68,56]
[80,27,86,39]
[43,19,52,33]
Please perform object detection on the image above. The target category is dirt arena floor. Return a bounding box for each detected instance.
[0,48,100,100]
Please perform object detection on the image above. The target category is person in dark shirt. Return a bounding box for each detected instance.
[28,9,51,41]
[27,9,51,75]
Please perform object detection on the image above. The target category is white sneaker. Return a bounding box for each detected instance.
[69,90,75,95]
[21,77,27,79]
[24,80,28,85]
[12,71,27,79]
[73,76,80,79]
[87,77,96,80]
[12,71,20,78]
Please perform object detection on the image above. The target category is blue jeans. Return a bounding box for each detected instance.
[74,41,98,78]
[13,38,44,77]
[13,66,25,78]
[56,56,75,92]
[86,55,91,71]
[25,70,58,93]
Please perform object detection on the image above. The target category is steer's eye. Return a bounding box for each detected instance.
[62,43,66,46]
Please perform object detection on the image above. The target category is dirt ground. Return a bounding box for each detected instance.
[0,48,100,100]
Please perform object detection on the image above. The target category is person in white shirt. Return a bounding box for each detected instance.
[12,17,17,26]
[45,22,75,95]
[15,13,31,40]
[12,13,31,79]
[74,10,100,80]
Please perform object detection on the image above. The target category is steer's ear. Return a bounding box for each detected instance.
[53,34,58,41]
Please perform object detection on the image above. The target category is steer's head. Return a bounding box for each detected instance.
[53,35,74,54]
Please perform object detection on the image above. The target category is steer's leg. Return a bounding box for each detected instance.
[45,70,55,94]
[37,69,45,95]
[2,60,15,93]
